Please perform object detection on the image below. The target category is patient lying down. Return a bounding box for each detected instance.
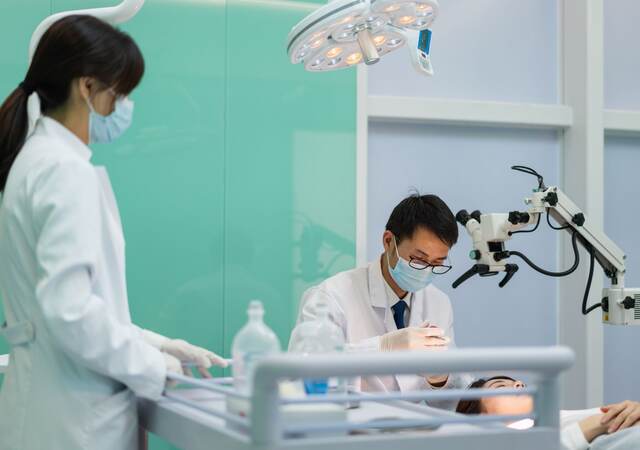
[456,376,640,450]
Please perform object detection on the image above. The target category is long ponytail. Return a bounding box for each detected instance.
[0,84,32,191]
[0,15,145,192]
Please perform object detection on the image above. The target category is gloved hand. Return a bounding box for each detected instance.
[162,339,228,378]
[141,329,227,378]
[379,326,450,352]
[419,323,450,385]
[164,352,184,375]
[164,352,184,388]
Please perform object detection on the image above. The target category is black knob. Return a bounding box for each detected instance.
[470,250,481,260]
[456,210,471,226]
[622,296,636,310]
[572,213,585,227]
[509,211,531,224]
[544,192,558,206]
[470,210,482,223]
[493,251,510,262]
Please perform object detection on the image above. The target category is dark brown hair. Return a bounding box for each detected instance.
[0,14,144,191]
[455,376,517,415]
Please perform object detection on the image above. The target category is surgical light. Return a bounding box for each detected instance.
[346,52,363,65]
[287,0,439,72]
[326,47,344,58]
[310,38,324,49]
[396,15,416,26]
[373,35,387,46]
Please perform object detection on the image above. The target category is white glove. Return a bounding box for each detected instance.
[162,339,228,378]
[379,326,450,352]
[141,329,227,378]
[418,323,450,386]
[164,352,184,375]
[164,352,184,389]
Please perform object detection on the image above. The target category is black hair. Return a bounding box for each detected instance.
[455,376,517,414]
[0,15,145,191]
[385,193,458,247]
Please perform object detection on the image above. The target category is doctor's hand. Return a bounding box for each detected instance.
[600,400,640,433]
[161,339,228,378]
[379,326,450,352]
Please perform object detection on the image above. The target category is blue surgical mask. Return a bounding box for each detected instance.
[387,237,434,292]
[86,95,134,144]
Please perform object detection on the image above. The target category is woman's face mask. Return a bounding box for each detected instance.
[85,90,134,144]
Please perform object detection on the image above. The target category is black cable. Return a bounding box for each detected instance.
[507,230,580,277]
[510,214,541,235]
[511,165,539,177]
[582,245,602,315]
[511,165,546,190]
[546,210,571,231]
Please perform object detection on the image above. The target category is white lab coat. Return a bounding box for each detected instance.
[0,117,166,450]
[291,257,470,410]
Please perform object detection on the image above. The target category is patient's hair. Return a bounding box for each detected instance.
[385,193,458,247]
[455,376,517,415]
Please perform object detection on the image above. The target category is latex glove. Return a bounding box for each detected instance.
[417,322,450,386]
[162,339,228,378]
[600,401,640,433]
[419,322,451,349]
[141,329,227,378]
[164,352,184,388]
[379,326,450,352]
[140,329,170,349]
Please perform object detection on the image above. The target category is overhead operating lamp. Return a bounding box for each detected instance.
[29,0,145,61]
[286,0,438,73]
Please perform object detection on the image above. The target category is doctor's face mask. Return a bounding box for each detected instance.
[385,228,452,292]
[386,237,434,292]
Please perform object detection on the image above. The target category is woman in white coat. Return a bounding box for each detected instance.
[0,15,226,449]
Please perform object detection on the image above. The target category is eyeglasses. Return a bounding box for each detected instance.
[408,258,452,275]
[392,236,453,275]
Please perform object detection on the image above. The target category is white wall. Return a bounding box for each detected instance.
[369,0,558,102]
[603,0,640,110]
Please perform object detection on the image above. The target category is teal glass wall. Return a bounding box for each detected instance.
[0,1,356,449]
[224,0,356,354]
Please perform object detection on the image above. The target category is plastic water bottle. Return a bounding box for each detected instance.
[231,300,281,395]
[289,298,345,395]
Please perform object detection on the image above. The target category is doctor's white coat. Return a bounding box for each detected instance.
[291,258,470,410]
[0,117,166,450]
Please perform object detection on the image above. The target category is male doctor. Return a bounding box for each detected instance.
[290,194,467,409]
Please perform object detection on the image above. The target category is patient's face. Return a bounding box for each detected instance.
[479,378,533,415]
